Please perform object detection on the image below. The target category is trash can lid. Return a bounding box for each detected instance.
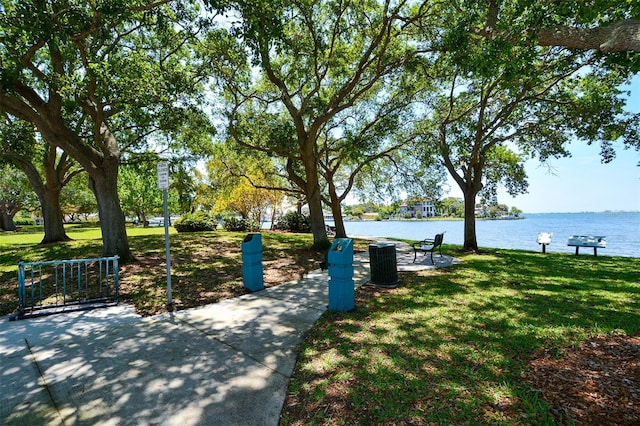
[369,242,395,248]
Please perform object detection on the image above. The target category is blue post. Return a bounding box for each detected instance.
[242,233,264,291]
[113,256,120,301]
[17,261,25,313]
[328,238,354,312]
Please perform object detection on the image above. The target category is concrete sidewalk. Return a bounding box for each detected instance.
[0,242,455,425]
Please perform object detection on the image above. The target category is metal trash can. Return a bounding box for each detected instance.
[328,238,355,312]
[242,233,264,291]
[368,243,399,288]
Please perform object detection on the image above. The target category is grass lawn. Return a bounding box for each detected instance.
[2,227,638,423]
[281,249,640,425]
[0,225,365,317]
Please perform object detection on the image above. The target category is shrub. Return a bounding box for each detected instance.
[222,216,258,232]
[14,217,36,226]
[274,211,311,233]
[174,212,218,232]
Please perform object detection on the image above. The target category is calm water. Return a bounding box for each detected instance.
[342,212,640,258]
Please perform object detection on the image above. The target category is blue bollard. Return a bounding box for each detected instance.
[242,233,264,291]
[328,238,354,312]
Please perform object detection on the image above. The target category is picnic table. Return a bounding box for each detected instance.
[567,235,606,256]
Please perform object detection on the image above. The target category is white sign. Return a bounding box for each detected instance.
[157,162,169,189]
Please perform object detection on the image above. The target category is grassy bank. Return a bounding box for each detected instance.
[281,249,640,424]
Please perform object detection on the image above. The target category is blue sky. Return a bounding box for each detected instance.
[446,74,640,213]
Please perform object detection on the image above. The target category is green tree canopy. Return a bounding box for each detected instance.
[203,144,286,227]
[0,0,215,260]
[203,0,434,248]
[416,1,640,251]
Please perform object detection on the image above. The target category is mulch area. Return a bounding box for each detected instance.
[523,335,640,425]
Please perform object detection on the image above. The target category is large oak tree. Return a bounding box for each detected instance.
[0,1,213,260]
[420,0,640,251]
[204,0,434,249]
[0,116,81,242]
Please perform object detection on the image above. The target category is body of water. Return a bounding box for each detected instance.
[342,212,640,258]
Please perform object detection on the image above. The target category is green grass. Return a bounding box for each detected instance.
[3,227,638,423]
[0,225,173,274]
[281,249,640,425]
[0,225,370,317]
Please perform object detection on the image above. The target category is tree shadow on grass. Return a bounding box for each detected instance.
[1,230,325,317]
[282,251,640,425]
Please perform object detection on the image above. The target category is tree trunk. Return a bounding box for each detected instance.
[89,168,134,262]
[297,141,330,250]
[40,189,70,244]
[306,183,330,250]
[270,204,277,230]
[9,152,72,244]
[327,180,347,238]
[331,203,347,238]
[462,189,479,251]
[0,208,17,231]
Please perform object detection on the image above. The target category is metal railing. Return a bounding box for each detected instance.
[12,256,119,320]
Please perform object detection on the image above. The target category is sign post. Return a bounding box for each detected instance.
[157,162,172,306]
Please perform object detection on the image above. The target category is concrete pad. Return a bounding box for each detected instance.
[0,304,141,353]
[260,272,330,309]
[0,305,143,426]
[0,270,342,426]
[30,316,288,425]
[170,294,326,376]
[0,342,61,425]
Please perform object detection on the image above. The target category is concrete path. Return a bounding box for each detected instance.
[0,241,456,426]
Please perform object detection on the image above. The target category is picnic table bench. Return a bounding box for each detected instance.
[567,235,606,256]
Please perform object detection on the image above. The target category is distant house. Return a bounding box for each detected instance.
[399,198,437,218]
[475,203,487,217]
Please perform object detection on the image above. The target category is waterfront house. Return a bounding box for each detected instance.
[400,198,437,218]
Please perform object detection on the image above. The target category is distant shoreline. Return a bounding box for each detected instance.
[340,210,639,223]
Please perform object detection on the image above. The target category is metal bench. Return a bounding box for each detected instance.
[567,235,606,256]
[412,232,445,263]
[326,224,336,236]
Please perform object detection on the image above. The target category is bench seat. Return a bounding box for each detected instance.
[567,235,606,256]
[412,232,444,263]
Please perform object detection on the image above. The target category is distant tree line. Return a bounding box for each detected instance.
[342,197,523,221]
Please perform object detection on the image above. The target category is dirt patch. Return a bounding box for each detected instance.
[116,245,322,316]
[523,335,640,425]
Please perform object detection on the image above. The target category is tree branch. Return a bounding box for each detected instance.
[538,20,640,53]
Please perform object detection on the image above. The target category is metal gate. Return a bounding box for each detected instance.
[12,256,119,320]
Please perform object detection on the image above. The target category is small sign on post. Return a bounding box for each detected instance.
[157,162,169,190]
[157,161,172,306]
